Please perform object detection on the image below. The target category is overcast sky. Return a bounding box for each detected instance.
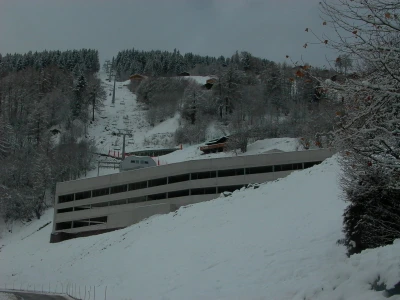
[0,0,337,67]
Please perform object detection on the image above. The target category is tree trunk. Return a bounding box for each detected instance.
[92,96,95,122]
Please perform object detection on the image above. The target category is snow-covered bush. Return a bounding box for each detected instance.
[317,0,400,253]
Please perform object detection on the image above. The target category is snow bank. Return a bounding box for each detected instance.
[0,293,17,300]
[1,156,398,299]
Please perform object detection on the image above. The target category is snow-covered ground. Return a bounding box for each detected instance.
[158,137,303,165]
[0,156,399,300]
[0,293,17,300]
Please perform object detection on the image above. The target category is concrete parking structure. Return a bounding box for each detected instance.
[51,149,335,242]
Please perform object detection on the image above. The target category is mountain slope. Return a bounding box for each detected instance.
[1,157,399,299]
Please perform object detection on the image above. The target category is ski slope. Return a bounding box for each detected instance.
[0,157,399,300]
[87,73,180,156]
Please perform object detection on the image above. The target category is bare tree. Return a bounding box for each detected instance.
[308,0,400,254]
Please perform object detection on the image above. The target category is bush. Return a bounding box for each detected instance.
[340,155,400,255]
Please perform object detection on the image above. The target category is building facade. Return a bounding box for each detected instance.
[51,149,335,242]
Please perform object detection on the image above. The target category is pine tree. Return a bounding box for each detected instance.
[71,73,87,118]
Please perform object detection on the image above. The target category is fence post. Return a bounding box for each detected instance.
[104,286,107,300]
[94,285,96,300]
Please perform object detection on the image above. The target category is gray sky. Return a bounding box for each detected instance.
[0,0,336,67]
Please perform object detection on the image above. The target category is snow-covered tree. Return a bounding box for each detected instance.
[315,0,400,253]
[181,81,208,124]
[71,73,87,118]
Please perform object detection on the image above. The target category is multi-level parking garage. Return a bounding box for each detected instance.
[50,149,335,242]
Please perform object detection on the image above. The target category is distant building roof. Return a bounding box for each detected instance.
[129,74,148,80]
[206,78,218,85]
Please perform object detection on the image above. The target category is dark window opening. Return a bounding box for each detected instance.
[274,165,282,172]
[148,177,167,187]
[245,165,273,174]
[147,193,167,201]
[168,174,190,184]
[191,171,217,180]
[75,191,91,201]
[55,221,72,231]
[90,216,107,224]
[72,220,90,228]
[91,202,109,208]
[58,194,74,203]
[168,190,190,198]
[293,163,303,170]
[281,164,295,171]
[57,207,73,214]
[110,184,128,194]
[191,187,217,195]
[128,181,147,191]
[218,168,244,177]
[92,187,110,197]
[304,161,321,169]
[128,196,147,204]
[110,199,127,206]
[74,205,91,211]
[277,163,303,172]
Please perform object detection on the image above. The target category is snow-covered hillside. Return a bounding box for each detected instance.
[87,73,180,156]
[83,72,306,178]
[1,157,399,300]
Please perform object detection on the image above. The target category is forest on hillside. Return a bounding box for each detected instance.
[0,49,106,223]
[112,48,342,151]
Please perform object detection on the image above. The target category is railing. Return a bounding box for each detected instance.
[1,282,108,300]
